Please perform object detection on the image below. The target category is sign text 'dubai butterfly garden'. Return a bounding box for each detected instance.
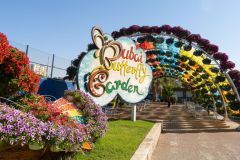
[78,27,152,106]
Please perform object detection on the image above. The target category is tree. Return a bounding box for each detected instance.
[156,77,179,101]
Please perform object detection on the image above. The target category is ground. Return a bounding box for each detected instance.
[118,103,240,160]
[152,131,240,160]
[118,103,231,131]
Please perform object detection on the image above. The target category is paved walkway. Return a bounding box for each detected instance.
[152,131,240,160]
[117,103,240,160]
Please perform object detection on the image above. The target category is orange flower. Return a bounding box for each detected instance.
[82,141,93,150]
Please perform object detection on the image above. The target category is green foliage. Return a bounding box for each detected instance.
[72,58,80,67]
[87,43,97,51]
[72,120,154,160]
[154,77,180,100]
[66,66,77,80]
[163,85,174,98]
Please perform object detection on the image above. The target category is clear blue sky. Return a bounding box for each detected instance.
[1,0,240,69]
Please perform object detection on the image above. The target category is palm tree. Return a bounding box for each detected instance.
[153,77,179,102]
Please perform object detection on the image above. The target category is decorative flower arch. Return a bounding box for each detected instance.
[111,25,240,112]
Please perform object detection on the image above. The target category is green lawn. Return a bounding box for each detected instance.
[72,120,154,160]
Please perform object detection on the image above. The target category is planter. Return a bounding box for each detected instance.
[145,35,155,42]
[0,141,5,147]
[50,145,63,152]
[215,76,226,82]
[156,37,164,44]
[221,85,231,91]
[180,64,187,68]
[166,51,172,57]
[0,141,9,151]
[174,54,180,59]
[0,141,15,151]
[188,60,195,66]
[201,74,209,79]
[210,88,217,93]
[0,145,64,160]
[192,72,198,76]
[180,56,188,62]
[228,101,240,111]
[174,41,183,48]
[196,67,203,72]
[183,45,192,51]
[210,67,219,73]
[206,81,213,86]
[186,66,191,71]
[166,38,174,45]
[197,78,202,82]
[193,50,203,56]
[0,147,43,160]
[137,37,145,43]
[29,142,45,150]
[216,102,223,108]
[202,58,211,64]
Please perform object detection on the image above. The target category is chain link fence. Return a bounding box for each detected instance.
[10,41,72,78]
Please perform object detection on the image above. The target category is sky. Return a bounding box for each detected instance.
[1,0,240,69]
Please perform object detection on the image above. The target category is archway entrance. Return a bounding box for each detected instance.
[72,25,240,124]
[71,25,240,160]
[110,25,240,120]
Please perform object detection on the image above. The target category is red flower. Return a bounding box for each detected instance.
[140,41,155,50]
[0,33,40,97]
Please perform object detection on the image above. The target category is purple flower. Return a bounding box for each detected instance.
[0,103,88,149]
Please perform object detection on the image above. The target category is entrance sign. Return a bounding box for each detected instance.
[78,27,152,106]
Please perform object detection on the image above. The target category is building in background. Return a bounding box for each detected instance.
[30,63,48,77]
[174,88,192,103]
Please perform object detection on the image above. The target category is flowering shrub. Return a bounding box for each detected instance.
[0,32,39,97]
[0,104,86,151]
[64,90,108,142]
[0,33,9,63]
[0,33,107,153]
[13,93,84,129]
[0,91,107,150]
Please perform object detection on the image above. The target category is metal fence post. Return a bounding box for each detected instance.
[50,54,55,78]
[26,45,29,55]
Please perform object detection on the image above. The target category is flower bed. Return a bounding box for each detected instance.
[64,90,108,141]
[0,104,86,149]
[0,32,108,159]
[0,90,108,159]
